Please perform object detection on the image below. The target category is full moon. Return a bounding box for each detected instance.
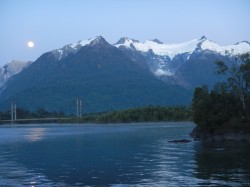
[27,41,34,48]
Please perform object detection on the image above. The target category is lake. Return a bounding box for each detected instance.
[0,122,249,186]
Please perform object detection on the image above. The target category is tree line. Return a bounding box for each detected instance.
[93,106,192,123]
[192,53,250,133]
[0,107,65,121]
[0,106,192,123]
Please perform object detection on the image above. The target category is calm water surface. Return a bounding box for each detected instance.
[0,122,249,186]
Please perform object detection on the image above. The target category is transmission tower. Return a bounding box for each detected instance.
[76,98,82,118]
[11,102,17,123]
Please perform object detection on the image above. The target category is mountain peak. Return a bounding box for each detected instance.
[89,36,108,46]
[52,36,109,60]
[235,40,250,45]
[115,37,139,45]
[150,39,163,44]
[200,35,207,40]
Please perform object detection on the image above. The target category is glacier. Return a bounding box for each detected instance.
[114,36,250,77]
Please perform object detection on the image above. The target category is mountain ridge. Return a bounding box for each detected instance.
[0,38,190,114]
[1,36,249,89]
[0,36,249,113]
[48,35,250,63]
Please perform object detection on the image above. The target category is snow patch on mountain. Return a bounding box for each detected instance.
[155,69,174,76]
[115,37,250,59]
[52,35,250,62]
[52,36,99,60]
[200,40,250,56]
[115,37,204,59]
[115,36,250,77]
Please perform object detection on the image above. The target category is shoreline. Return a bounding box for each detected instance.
[191,126,250,142]
[0,121,194,126]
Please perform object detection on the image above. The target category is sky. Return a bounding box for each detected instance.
[1,0,250,65]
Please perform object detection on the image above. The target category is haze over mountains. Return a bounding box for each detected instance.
[0,36,249,114]
[0,60,32,88]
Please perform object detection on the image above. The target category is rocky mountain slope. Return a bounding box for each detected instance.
[0,60,31,89]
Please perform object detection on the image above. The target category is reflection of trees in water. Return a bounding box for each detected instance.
[194,142,250,185]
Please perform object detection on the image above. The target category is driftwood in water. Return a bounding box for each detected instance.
[168,139,192,143]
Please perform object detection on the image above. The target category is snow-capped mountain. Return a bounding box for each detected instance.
[0,37,189,113]
[0,60,32,88]
[0,35,249,113]
[115,36,250,59]
[199,39,250,55]
[48,35,250,76]
[51,36,103,60]
[114,36,250,76]
[115,37,201,59]
[2,36,249,89]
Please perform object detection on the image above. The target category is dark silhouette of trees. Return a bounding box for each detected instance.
[215,53,250,120]
[96,106,192,123]
[192,53,250,132]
